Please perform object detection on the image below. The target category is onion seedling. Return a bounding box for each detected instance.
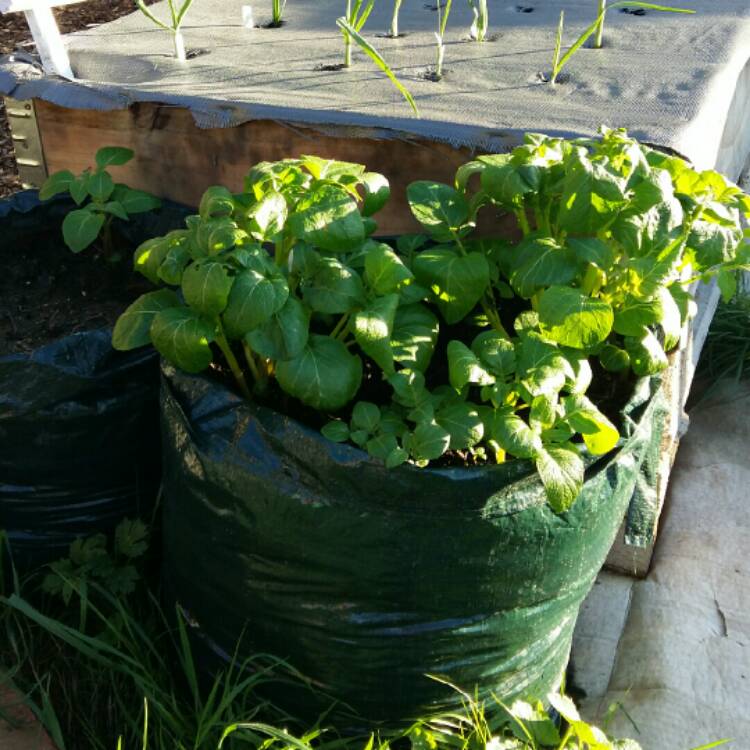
[594,0,606,47]
[136,0,197,62]
[549,1,694,84]
[467,0,488,42]
[434,0,453,80]
[390,0,403,37]
[336,18,420,115]
[342,0,376,67]
[271,0,287,26]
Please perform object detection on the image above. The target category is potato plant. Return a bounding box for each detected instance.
[113,133,750,512]
[467,0,488,42]
[39,146,161,257]
[136,0,197,61]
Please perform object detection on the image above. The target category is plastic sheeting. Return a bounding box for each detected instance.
[0,191,188,570]
[160,363,668,725]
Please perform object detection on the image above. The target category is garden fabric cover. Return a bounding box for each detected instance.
[0,191,187,570]
[1,1,750,177]
[160,364,667,724]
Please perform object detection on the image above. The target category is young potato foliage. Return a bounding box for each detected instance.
[40,146,161,258]
[113,131,750,513]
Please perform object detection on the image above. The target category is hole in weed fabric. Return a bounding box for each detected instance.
[620,7,647,14]
[515,5,534,12]
[536,71,571,85]
[376,32,409,39]
[262,19,287,28]
[186,48,210,59]
[315,63,347,71]
[424,3,438,11]
[419,68,449,82]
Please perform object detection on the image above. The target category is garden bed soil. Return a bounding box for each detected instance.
[0,230,150,354]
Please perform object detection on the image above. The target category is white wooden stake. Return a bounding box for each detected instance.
[0,0,82,79]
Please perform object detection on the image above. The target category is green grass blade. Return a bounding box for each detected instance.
[689,742,732,750]
[335,18,420,116]
[551,10,564,83]
[355,0,377,31]
[136,0,171,31]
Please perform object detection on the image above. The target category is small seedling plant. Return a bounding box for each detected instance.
[113,132,750,512]
[336,18,419,114]
[549,1,694,83]
[136,0,197,61]
[271,0,287,27]
[434,0,453,80]
[341,0,375,67]
[39,146,161,258]
[390,0,403,37]
[467,0,488,41]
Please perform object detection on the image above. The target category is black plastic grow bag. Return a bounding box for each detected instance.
[160,364,667,726]
[0,190,189,570]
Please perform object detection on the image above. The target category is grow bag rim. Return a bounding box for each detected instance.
[160,360,660,519]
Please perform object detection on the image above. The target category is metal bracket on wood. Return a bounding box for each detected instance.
[4,97,48,188]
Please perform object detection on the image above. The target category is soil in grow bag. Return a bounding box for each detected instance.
[160,364,667,727]
[0,191,189,571]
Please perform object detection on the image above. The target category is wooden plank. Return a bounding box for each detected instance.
[34,100,492,236]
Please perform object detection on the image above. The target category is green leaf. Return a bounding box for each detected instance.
[564,395,620,455]
[390,303,439,372]
[510,236,577,298]
[716,268,737,304]
[62,209,105,253]
[112,289,181,350]
[361,172,390,217]
[150,307,215,373]
[222,269,289,338]
[599,344,630,372]
[481,163,540,208]
[624,330,668,376]
[366,434,399,461]
[98,201,129,220]
[39,169,75,201]
[245,191,287,241]
[447,340,494,390]
[471,331,516,376]
[407,421,451,462]
[276,334,362,411]
[487,410,543,459]
[181,259,234,316]
[516,333,569,397]
[386,447,409,468]
[352,401,381,432]
[95,146,134,168]
[303,256,366,314]
[114,518,148,559]
[69,175,89,205]
[353,294,399,374]
[407,181,469,240]
[87,170,115,202]
[158,238,192,285]
[389,369,429,408]
[435,402,484,450]
[288,183,365,252]
[199,186,235,220]
[687,220,742,268]
[538,286,613,350]
[529,395,557,430]
[246,296,309,361]
[365,242,414,294]
[413,247,489,324]
[613,294,662,337]
[657,286,682,350]
[321,421,350,442]
[536,447,584,512]
[567,237,615,270]
[112,185,161,214]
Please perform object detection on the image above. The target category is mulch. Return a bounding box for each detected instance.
[0,0,156,198]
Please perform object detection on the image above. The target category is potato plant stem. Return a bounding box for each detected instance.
[515,208,531,235]
[330,313,350,339]
[215,329,252,400]
[481,296,509,338]
[595,0,606,48]
[550,10,564,84]
[242,341,266,388]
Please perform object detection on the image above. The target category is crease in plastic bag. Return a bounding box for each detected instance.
[159,364,667,726]
[0,190,190,570]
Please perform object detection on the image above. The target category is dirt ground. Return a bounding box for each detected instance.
[0,0,155,198]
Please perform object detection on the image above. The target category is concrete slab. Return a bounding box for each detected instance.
[574,381,750,750]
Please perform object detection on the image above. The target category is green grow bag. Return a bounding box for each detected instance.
[0,191,188,570]
[161,364,666,725]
